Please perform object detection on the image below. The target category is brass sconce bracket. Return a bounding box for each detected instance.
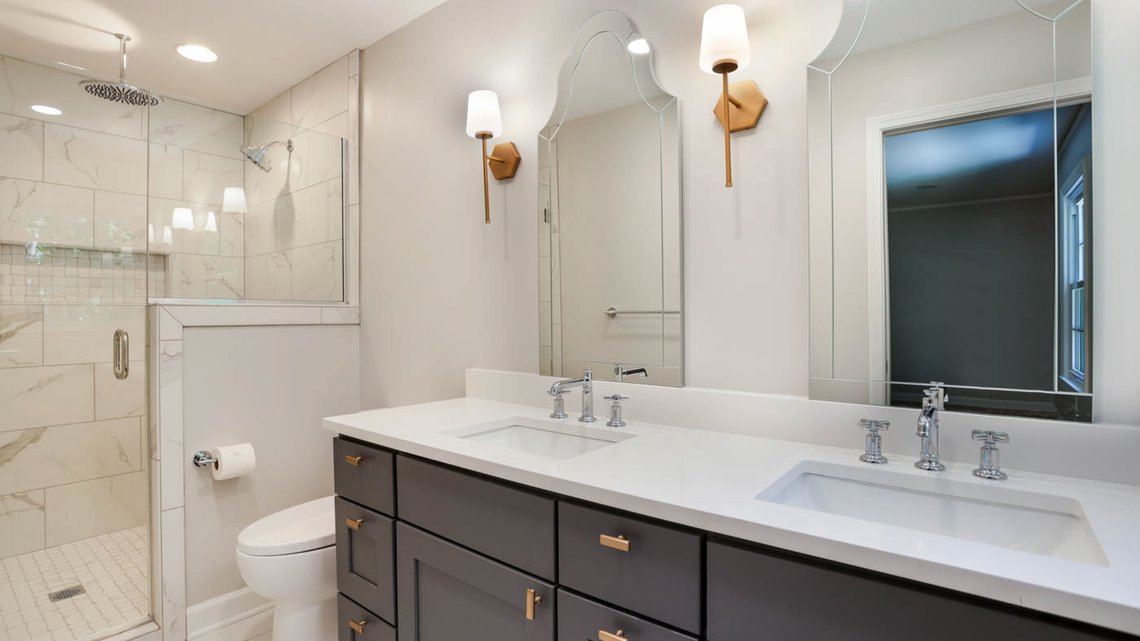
[713,79,768,132]
[476,137,522,224]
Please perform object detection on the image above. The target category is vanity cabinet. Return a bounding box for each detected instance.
[395,523,555,641]
[706,540,1127,641]
[333,437,1133,641]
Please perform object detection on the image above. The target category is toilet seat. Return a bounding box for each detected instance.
[237,495,336,556]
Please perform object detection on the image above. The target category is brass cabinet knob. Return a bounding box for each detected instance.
[344,454,363,466]
[525,588,543,621]
[348,618,366,634]
[599,630,628,641]
[345,517,363,530]
[599,534,631,552]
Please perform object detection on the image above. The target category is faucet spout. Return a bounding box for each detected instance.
[914,383,947,472]
[549,368,596,423]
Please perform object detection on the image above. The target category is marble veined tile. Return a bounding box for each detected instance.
[94,190,147,252]
[149,143,184,200]
[0,113,44,181]
[0,417,141,495]
[0,363,93,432]
[0,177,94,247]
[243,200,275,256]
[149,197,221,256]
[43,304,145,365]
[0,490,44,558]
[292,127,343,192]
[44,123,147,195]
[183,150,243,207]
[0,55,144,139]
[0,304,43,367]
[44,469,147,546]
[245,251,292,300]
[168,254,243,299]
[328,179,344,240]
[220,211,244,258]
[151,98,243,159]
[273,181,329,251]
[292,56,349,132]
[292,240,342,302]
[95,360,145,420]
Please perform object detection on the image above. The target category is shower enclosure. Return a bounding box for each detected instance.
[0,48,348,641]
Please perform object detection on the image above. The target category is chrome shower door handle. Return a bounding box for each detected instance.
[113,329,129,380]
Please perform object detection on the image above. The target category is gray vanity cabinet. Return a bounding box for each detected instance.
[337,594,396,641]
[334,437,395,515]
[558,501,702,633]
[558,589,697,641]
[395,523,555,641]
[335,497,396,625]
[706,540,1127,641]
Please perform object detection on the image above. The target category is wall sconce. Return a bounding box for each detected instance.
[466,90,521,224]
[700,4,766,188]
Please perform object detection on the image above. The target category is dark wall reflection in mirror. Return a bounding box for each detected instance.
[885,103,1092,420]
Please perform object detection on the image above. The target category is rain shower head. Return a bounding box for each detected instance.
[81,34,160,107]
[240,139,293,173]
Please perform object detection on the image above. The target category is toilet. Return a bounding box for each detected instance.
[236,496,337,641]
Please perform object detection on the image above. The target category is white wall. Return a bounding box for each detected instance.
[359,0,837,408]
[182,324,360,605]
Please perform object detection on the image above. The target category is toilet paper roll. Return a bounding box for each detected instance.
[209,443,256,480]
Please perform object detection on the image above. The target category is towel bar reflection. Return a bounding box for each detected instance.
[604,307,681,318]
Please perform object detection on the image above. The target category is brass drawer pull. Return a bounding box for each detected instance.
[599,534,630,552]
[525,588,543,621]
[348,618,367,634]
[344,454,363,466]
[345,517,363,530]
[599,630,627,641]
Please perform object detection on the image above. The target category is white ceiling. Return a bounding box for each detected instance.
[0,0,450,114]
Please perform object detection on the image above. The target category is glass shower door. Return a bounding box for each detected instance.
[0,53,151,640]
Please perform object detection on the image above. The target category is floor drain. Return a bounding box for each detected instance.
[48,585,85,602]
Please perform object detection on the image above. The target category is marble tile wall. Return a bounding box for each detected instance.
[243,53,355,302]
[0,54,151,561]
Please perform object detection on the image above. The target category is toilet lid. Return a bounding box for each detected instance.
[237,495,336,556]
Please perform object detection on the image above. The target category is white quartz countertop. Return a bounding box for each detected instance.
[325,398,1140,635]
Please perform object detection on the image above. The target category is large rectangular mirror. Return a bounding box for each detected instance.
[809,0,1093,420]
[538,10,683,386]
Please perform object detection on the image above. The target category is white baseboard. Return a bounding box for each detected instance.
[187,588,273,641]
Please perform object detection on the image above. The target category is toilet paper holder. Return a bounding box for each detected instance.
[192,450,216,468]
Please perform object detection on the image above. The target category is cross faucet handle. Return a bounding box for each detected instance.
[859,419,890,432]
[971,430,1009,444]
[605,395,629,428]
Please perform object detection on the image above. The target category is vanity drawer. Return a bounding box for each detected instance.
[337,594,396,641]
[336,497,395,625]
[334,437,395,515]
[396,455,556,580]
[558,502,702,633]
[558,589,697,641]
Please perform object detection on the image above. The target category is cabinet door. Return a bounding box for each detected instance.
[558,589,697,641]
[336,498,395,625]
[396,523,554,641]
[707,540,1128,641]
[338,595,396,641]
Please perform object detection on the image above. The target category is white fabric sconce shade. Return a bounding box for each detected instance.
[172,207,194,230]
[466,90,503,139]
[223,187,247,214]
[700,4,751,73]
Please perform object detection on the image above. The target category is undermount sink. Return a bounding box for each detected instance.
[757,461,1107,566]
[445,417,635,460]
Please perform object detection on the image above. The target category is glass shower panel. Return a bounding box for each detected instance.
[0,53,151,640]
[145,107,347,303]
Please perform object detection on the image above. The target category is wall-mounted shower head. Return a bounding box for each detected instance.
[240,139,293,172]
[81,34,160,107]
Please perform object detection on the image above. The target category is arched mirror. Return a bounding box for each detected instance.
[808,0,1094,420]
[538,10,682,386]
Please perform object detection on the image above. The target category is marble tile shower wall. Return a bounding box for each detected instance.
[243,53,354,302]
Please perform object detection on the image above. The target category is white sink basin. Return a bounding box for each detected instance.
[445,417,635,460]
[757,461,1107,566]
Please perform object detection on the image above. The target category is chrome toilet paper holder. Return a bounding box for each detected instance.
[192,450,216,468]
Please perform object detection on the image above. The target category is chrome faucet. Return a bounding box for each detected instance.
[915,383,948,471]
[549,368,596,422]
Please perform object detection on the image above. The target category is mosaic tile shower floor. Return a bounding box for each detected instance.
[0,526,149,641]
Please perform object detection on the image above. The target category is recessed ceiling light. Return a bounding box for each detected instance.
[627,38,651,55]
[176,44,218,63]
[31,105,62,116]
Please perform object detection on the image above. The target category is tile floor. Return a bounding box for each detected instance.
[0,526,149,641]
